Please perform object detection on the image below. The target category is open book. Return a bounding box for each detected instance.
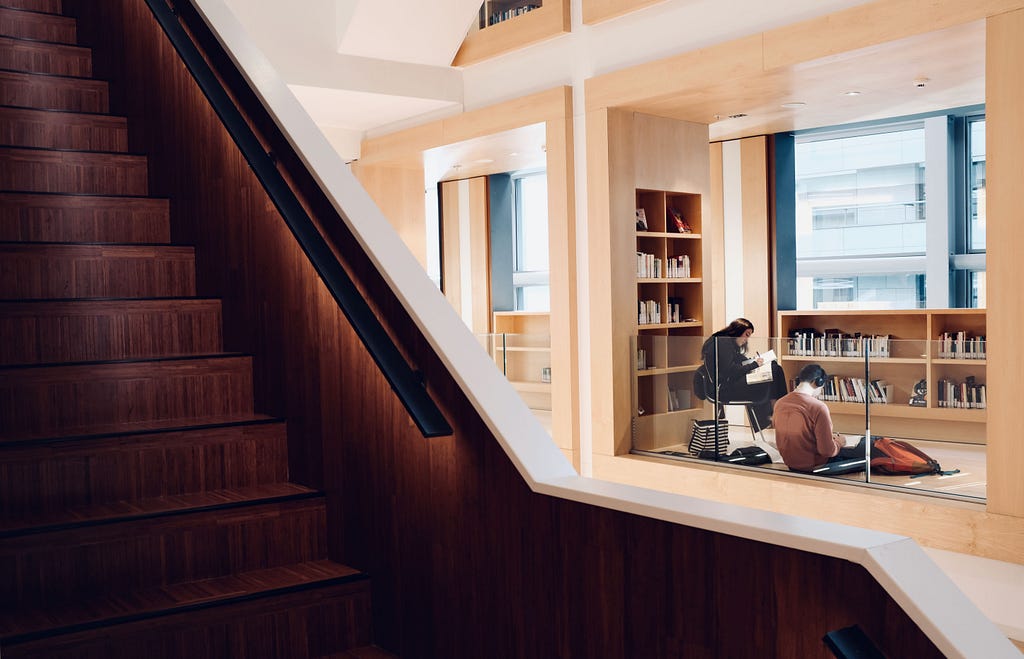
[745,349,777,384]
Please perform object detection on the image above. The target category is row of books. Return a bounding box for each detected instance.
[635,252,691,278]
[787,329,891,358]
[937,331,986,359]
[638,298,687,325]
[815,376,894,404]
[636,347,648,370]
[486,4,540,26]
[937,377,987,408]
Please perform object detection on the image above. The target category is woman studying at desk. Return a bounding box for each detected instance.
[700,318,788,429]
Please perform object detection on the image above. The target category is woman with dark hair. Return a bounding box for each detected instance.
[700,318,787,428]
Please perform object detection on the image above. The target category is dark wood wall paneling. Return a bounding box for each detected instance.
[56,1,946,656]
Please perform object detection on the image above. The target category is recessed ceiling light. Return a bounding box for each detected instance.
[781,102,806,109]
[473,158,494,164]
[844,91,862,96]
[509,152,519,157]
[728,113,748,119]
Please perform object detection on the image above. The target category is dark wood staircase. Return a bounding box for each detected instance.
[0,2,386,656]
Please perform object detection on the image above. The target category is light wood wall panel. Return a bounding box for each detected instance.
[440,180,464,319]
[439,178,491,338]
[740,136,770,336]
[351,164,427,269]
[708,143,726,329]
[985,8,1024,518]
[763,0,1024,70]
[582,0,663,25]
[586,107,634,458]
[452,0,569,67]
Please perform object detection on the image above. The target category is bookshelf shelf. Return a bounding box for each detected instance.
[510,380,552,393]
[782,355,927,365]
[635,231,702,240]
[778,309,987,443]
[632,187,706,450]
[496,346,552,353]
[636,363,702,377]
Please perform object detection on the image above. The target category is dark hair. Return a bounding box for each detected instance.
[712,318,754,338]
[798,364,828,388]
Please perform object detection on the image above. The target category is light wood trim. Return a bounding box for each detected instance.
[545,87,579,461]
[593,453,1024,566]
[585,33,764,112]
[763,0,1024,70]
[582,0,664,25]
[351,164,427,268]
[359,87,569,167]
[451,0,570,67]
[740,136,770,335]
[708,142,725,329]
[586,107,635,457]
[469,177,491,335]
[440,179,463,318]
[986,8,1024,518]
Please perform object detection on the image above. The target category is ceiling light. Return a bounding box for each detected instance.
[781,102,806,109]
[473,158,494,164]
[509,152,519,157]
[844,91,862,96]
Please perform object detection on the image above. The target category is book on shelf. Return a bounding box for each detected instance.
[636,347,648,370]
[666,254,691,278]
[638,299,661,325]
[786,328,891,358]
[667,207,692,234]
[938,331,986,359]
[817,376,893,404]
[636,251,662,278]
[635,208,648,231]
[937,375,986,408]
[667,389,692,412]
[666,297,684,324]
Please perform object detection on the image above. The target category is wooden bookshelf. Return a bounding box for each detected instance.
[493,311,551,412]
[777,309,987,443]
[632,189,706,450]
[452,0,569,67]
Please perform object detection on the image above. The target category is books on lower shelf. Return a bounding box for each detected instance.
[638,299,660,324]
[787,328,891,357]
[815,376,894,404]
[938,331,986,359]
[937,376,987,408]
[636,252,691,278]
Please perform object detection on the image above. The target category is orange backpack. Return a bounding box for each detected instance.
[869,437,946,475]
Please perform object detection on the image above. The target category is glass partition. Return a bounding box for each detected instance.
[481,331,552,433]
[631,334,986,501]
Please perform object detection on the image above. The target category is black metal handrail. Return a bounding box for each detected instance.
[145,0,452,437]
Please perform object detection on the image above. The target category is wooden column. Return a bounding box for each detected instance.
[985,8,1024,517]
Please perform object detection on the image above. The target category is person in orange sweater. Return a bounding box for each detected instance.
[773,364,866,473]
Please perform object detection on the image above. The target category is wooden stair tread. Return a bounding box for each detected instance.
[0,297,224,365]
[0,412,278,445]
[0,482,316,534]
[0,69,108,113]
[0,34,91,77]
[0,559,366,644]
[0,1,63,16]
[0,191,170,243]
[0,7,77,45]
[0,105,128,151]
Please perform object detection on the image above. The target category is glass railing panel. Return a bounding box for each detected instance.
[631,334,986,500]
[863,338,986,500]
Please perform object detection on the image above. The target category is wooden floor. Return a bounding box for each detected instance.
[649,427,988,500]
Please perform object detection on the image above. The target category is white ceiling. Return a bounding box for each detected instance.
[220,0,940,163]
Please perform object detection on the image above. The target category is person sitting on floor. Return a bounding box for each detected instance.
[773,364,865,473]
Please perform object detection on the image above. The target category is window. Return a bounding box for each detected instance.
[789,109,986,310]
[795,125,927,309]
[968,117,986,252]
[512,172,549,311]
